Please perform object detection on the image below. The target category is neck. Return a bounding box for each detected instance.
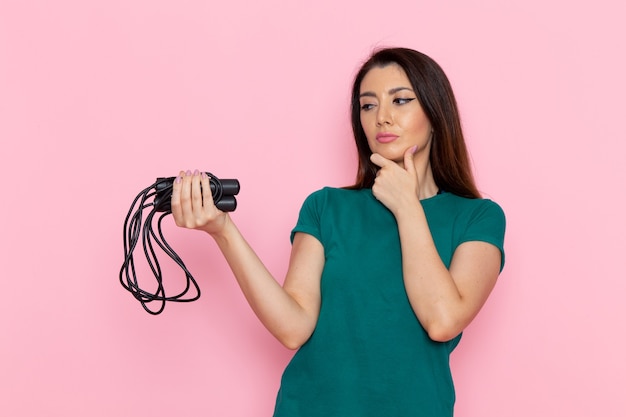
[418,168,439,199]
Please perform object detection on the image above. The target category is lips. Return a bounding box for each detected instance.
[376,132,399,143]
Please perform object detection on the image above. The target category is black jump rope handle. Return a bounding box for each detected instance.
[153,175,240,212]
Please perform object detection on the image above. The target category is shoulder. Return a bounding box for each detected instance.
[292,187,369,244]
[443,194,507,268]
[431,193,505,223]
[296,187,347,221]
[305,186,361,198]
[425,193,506,249]
[296,186,379,228]
[466,196,505,228]
[300,186,369,208]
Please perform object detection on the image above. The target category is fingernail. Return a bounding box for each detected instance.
[193,169,199,176]
[201,172,207,179]
[175,175,182,184]
[410,145,418,154]
[186,170,192,176]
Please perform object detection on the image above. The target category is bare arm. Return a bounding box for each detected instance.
[394,207,500,342]
[171,170,323,349]
[371,150,501,342]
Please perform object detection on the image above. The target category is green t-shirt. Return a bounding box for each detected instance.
[273,187,506,417]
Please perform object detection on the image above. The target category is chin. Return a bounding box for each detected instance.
[378,150,405,163]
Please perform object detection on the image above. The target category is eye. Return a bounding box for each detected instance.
[360,103,376,111]
[394,97,416,105]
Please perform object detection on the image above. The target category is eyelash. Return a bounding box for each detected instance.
[395,97,416,105]
[360,97,416,111]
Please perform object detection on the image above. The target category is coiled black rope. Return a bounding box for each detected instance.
[119,173,239,315]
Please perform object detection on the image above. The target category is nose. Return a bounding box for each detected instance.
[376,102,392,126]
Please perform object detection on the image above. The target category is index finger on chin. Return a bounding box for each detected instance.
[370,153,390,168]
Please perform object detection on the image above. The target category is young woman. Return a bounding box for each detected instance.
[171,47,506,417]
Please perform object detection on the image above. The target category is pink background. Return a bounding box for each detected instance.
[1,0,624,416]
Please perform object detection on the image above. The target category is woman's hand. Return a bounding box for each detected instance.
[171,170,323,349]
[370,145,420,214]
[170,169,229,236]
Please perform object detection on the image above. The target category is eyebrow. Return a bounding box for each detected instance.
[359,86,414,98]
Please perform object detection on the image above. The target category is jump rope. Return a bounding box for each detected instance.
[119,173,240,315]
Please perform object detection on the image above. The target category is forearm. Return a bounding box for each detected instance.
[395,205,465,341]
[210,216,316,349]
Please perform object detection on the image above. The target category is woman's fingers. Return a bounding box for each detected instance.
[171,169,224,230]
[190,170,204,215]
[180,170,195,226]
[172,170,200,228]
[403,145,418,176]
[170,170,186,226]
[200,172,214,211]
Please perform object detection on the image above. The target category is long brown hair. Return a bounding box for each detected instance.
[347,47,481,199]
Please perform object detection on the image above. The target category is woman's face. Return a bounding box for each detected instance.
[359,64,432,165]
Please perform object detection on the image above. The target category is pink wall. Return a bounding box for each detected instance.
[1,0,624,416]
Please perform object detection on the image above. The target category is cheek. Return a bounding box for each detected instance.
[404,114,431,136]
[360,120,377,150]
[360,114,376,137]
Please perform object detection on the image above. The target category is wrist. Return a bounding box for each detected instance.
[394,199,426,224]
[203,212,232,239]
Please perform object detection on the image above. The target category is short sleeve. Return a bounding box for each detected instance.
[290,189,325,244]
[460,200,507,271]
